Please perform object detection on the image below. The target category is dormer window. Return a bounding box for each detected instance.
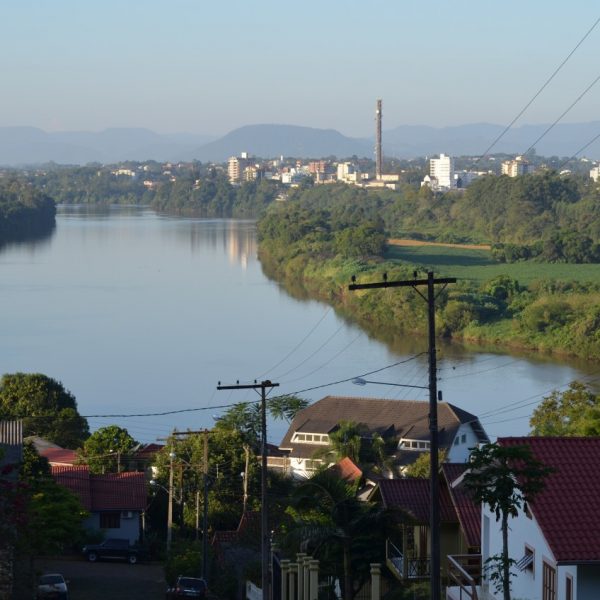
[292,432,330,444]
[400,438,430,451]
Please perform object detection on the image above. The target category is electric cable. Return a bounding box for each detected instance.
[478,16,600,159]
[256,307,332,378]
[557,129,600,170]
[522,73,600,156]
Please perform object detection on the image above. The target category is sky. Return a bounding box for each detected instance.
[1,1,599,138]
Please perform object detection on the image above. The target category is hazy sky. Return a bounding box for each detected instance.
[1,0,598,137]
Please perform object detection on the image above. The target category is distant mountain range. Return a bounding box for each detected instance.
[1,121,599,166]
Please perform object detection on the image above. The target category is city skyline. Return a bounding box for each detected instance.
[1,1,599,138]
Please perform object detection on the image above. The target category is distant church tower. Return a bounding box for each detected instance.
[375,99,383,180]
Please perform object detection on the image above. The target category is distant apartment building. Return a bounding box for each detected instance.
[337,162,361,183]
[590,165,600,182]
[429,153,454,189]
[501,155,532,177]
[228,155,249,184]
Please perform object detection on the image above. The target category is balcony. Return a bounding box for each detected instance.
[386,539,430,581]
[446,554,495,600]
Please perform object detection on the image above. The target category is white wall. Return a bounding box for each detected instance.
[447,424,480,463]
[481,503,575,600]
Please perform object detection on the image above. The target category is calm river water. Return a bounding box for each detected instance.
[1,206,596,444]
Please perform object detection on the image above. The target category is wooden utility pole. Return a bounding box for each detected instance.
[217,379,279,600]
[349,271,455,600]
[170,429,211,581]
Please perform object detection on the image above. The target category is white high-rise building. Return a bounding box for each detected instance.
[430,154,454,189]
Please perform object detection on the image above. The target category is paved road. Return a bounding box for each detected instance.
[35,558,166,600]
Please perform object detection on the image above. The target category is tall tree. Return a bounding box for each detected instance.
[463,443,552,600]
[530,380,600,436]
[79,425,137,474]
[0,373,89,448]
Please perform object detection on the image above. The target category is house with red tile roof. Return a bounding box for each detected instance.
[449,437,600,600]
[51,465,147,544]
[273,396,489,479]
[370,466,480,583]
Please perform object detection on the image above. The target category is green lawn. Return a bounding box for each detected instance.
[385,245,600,285]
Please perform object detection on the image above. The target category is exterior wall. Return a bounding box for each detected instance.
[590,166,599,182]
[447,424,479,463]
[481,504,556,600]
[287,457,325,480]
[578,564,600,600]
[430,154,454,189]
[84,512,141,544]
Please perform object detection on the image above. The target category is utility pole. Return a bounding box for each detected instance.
[203,428,209,581]
[217,379,279,600]
[349,270,455,600]
[169,429,211,582]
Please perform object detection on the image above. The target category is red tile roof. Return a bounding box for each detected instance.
[39,447,79,466]
[51,466,146,512]
[378,478,457,524]
[329,457,363,482]
[51,466,92,510]
[90,472,147,511]
[442,463,481,549]
[499,437,600,563]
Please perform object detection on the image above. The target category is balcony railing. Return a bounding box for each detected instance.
[447,554,482,600]
[386,539,431,580]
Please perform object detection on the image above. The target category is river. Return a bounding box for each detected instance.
[1,205,596,445]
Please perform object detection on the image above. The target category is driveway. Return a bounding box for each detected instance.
[35,558,166,600]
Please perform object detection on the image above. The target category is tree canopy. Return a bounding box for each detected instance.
[530,380,600,436]
[0,373,89,448]
[79,425,138,474]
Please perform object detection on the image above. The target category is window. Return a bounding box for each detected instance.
[461,434,467,444]
[454,437,459,446]
[100,512,121,529]
[542,561,556,600]
[566,575,573,600]
[516,545,534,575]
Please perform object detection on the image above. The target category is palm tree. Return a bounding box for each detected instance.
[286,469,389,600]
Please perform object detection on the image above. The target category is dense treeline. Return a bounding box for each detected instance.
[0,178,56,243]
[19,164,282,217]
[258,183,600,360]
[150,172,281,217]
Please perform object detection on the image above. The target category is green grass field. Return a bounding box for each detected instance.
[386,244,600,286]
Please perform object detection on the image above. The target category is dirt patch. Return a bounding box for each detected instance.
[388,238,491,251]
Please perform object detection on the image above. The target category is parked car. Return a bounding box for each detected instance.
[37,573,69,600]
[166,576,207,599]
[82,538,140,564]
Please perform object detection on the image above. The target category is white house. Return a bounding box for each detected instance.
[271,396,489,479]
[456,437,600,600]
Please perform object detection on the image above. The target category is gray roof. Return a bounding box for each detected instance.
[279,396,487,460]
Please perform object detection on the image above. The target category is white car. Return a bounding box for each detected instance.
[37,573,69,600]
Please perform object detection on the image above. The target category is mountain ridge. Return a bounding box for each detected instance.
[1,122,599,166]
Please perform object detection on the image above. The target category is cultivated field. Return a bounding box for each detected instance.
[386,240,600,286]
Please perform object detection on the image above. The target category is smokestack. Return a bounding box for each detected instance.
[375,99,382,180]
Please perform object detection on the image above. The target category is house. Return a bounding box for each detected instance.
[369,463,481,584]
[272,396,489,479]
[448,437,600,600]
[51,465,147,544]
[26,436,79,466]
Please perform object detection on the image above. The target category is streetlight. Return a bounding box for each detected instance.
[352,377,428,390]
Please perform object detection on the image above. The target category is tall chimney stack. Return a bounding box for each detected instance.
[375,99,382,180]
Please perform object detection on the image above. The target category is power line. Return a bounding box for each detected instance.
[557,129,600,170]
[256,307,332,378]
[478,16,600,159]
[522,73,600,156]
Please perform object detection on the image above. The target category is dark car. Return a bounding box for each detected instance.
[37,573,69,600]
[82,538,140,564]
[166,576,207,599]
